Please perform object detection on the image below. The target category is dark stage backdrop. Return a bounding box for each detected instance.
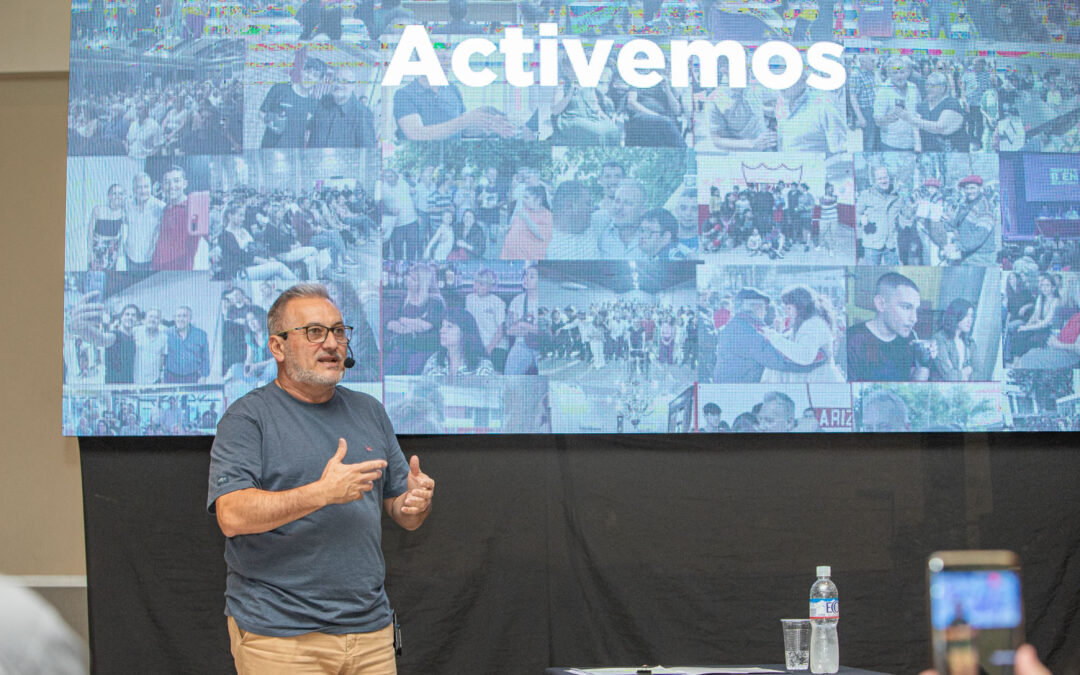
[80,435,1080,675]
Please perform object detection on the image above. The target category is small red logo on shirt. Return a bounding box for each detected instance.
[365,446,373,452]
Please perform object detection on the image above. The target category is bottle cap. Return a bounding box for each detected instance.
[816,565,831,577]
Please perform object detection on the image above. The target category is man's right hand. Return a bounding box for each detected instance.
[463,108,518,138]
[68,291,109,346]
[753,132,778,150]
[319,439,387,505]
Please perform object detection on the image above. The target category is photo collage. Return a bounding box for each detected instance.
[63,0,1080,434]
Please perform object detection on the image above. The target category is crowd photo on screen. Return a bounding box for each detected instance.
[69,39,244,157]
[537,261,699,392]
[697,153,856,264]
[377,143,692,262]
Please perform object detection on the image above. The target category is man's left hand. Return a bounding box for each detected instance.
[401,455,434,515]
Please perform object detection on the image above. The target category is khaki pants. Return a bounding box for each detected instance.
[227,616,396,675]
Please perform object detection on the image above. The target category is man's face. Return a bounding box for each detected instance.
[474,274,494,296]
[275,297,347,387]
[331,72,355,106]
[676,193,697,231]
[757,400,794,432]
[876,285,921,337]
[704,411,721,429]
[862,399,908,432]
[557,189,593,235]
[800,408,820,431]
[638,218,670,257]
[132,172,152,204]
[859,54,875,72]
[163,170,187,205]
[301,64,324,91]
[612,185,644,228]
[599,167,624,197]
[874,168,892,192]
[964,183,980,201]
[174,307,192,331]
[145,310,161,330]
[888,60,910,86]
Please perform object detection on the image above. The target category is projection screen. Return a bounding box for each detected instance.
[62,0,1080,434]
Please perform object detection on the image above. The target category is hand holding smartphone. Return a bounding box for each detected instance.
[927,551,1024,675]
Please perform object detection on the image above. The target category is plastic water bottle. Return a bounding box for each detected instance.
[809,565,839,674]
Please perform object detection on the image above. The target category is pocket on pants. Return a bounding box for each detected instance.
[228,616,250,645]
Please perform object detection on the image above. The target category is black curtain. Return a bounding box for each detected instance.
[80,434,1080,675]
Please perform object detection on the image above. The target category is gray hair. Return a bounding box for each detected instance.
[267,283,331,334]
[761,390,795,418]
[860,389,910,430]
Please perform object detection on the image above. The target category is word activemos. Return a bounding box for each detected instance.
[383,25,847,91]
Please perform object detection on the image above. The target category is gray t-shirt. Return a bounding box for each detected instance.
[207,383,409,637]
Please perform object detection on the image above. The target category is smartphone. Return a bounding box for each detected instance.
[927,550,1024,675]
[187,191,210,237]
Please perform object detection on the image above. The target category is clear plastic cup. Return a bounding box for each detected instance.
[781,618,811,671]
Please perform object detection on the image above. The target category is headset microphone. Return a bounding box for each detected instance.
[343,343,356,369]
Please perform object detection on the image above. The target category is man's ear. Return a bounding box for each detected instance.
[872,293,886,314]
[268,335,287,363]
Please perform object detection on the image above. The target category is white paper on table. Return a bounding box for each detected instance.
[678,665,781,669]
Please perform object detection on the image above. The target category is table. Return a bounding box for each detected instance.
[546,667,893,675]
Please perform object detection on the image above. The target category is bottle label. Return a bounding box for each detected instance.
[810,598,839,619]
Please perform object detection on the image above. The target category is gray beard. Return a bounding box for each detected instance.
[283,359,343,387]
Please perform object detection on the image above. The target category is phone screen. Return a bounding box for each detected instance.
[929,569,1023,675]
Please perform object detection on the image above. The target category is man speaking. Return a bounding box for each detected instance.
[208,283,434,674]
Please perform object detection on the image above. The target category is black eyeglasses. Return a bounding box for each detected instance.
[276,324,353,343]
